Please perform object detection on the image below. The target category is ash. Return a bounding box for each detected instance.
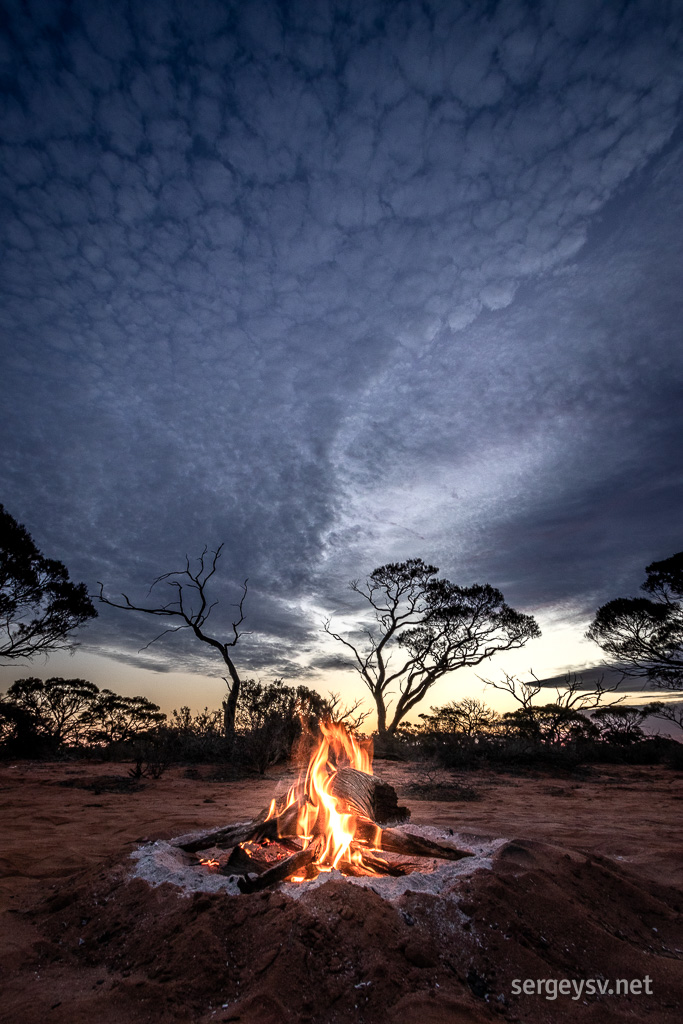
[130,824,506,901]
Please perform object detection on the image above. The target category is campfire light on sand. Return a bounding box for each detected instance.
[135,720,489,896]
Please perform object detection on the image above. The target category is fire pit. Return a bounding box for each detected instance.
[133,722,484,896]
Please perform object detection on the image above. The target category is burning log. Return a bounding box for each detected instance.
[178,770,406,854]
[376,826,474,862]
[351,816,473,861]
[187,720,474,890]
[176,815,268,854]
[328,767,410,825]
[251,801,300,841]
[178,796,306,855]
[237,838,323,894]
[343,849,418,877]
[221,839,301,876]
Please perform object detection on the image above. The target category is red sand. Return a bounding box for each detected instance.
[1,761,682,1023]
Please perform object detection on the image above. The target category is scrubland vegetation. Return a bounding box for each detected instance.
[1,501,682,775]
[1,673,681,776]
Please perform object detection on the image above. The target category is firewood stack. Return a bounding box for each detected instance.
[176,766,473,893]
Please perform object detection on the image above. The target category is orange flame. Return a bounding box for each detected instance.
[268,720,374,872]
[301,720,363,868]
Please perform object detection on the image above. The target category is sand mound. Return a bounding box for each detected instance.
[2,764,682,1023]
[3,836,677,1024]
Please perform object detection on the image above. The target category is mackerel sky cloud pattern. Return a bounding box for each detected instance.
[1,0,682,681]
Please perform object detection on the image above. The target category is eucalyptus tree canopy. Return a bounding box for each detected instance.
[325,558,540,735]
[587,552,683,689]
[82,690,166,744]
[4,676,99,744]
[0,504,97,660]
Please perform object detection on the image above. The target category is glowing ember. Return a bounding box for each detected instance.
[199,858,220,870]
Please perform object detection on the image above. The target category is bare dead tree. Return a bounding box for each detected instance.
[483,669,625,712]
[482,671,541,709]
[480,671,625,747]
[98,545,248,739]
[325,691,372,732]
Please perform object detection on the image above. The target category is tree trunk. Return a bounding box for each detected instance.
[221,698,232,741]
[375,691,388,737]
[221,657,241,740]
[388,689,422,734]
[387,712,401,735]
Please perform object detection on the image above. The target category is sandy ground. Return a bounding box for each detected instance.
[1,759,682,1023]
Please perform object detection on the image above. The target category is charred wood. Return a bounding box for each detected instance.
[377,827,473,861]
[250,802,300,841]
[344,848,418,877]
[221,839,298,877]
[176,815,267,854]
[237,838,323,894]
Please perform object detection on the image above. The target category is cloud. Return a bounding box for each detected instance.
[0,0,682,683]
[318,138,683,613]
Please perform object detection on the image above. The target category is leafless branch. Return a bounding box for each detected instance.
[138,624,187,653]
[97,545,248,737]
[325,691,371,731]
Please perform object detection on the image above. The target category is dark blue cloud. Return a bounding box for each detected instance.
[1,0,682,683]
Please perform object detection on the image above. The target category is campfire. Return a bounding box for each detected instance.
[179,721,473,893]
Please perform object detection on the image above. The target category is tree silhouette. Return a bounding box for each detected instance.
[0,504,97,660]
[643,700,683,733]
[587,552,683,689]
[98,545,248,738]
[484,670,623,745]
[591,705,649,745]
[82,690,166,743]
[418,697,499,737]
[325,558,540,735]
[3,676,99,744]
[484,669,623,711]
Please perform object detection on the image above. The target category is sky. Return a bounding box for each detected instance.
[1,0,682,720]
